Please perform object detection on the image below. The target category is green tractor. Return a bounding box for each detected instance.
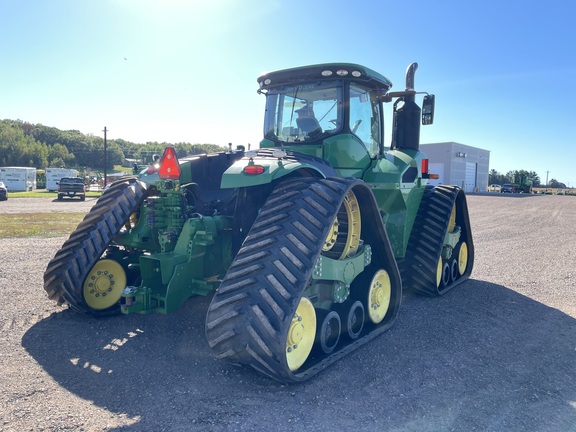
[44,62,473,382]
[511,174,533,194]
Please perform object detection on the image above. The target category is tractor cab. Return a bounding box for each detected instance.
[258,64,392,177]
[257,63,434,178]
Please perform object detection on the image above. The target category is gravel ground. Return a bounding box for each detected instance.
[0,196,98,214]
[0,194,575,431]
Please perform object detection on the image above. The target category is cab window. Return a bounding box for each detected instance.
[349,84,381,157]
[264,81,342,143]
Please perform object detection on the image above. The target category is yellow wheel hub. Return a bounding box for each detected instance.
[458,242,468,275]
[83,259,126,310]
[448,204,456,233]
[367,269,391,324]
[436,258,443,288]
[323,216,339,253]
[341,190,361,258]
[322,190,362,260]
[286,297,316,372]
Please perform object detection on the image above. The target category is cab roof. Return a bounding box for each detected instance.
[257,63,393,92]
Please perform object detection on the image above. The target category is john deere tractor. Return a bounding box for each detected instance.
[44,62,473,382]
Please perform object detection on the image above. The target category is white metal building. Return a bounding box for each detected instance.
[420,142,490,192]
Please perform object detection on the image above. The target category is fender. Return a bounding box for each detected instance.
[221,149,337,188]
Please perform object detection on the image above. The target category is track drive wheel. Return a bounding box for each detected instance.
[286,297,316,371]
[322,190,361,259]
[458,241,469,275]
[83,259,127,310]
[368,269,391,324]
[436,258,443,288]
[447,203,456,233]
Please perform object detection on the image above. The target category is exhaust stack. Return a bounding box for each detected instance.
[405,62,418,91]
[391,62,421,151]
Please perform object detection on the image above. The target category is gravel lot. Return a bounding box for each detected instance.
[0,196,98,214]
[0,194,575,431]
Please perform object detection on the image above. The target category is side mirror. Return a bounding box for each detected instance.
[422,94,435,125]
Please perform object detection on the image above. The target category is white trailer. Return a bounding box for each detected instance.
[0,167,36,191]
[45,168,79,191]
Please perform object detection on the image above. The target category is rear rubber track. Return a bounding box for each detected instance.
[43,178,148,316]
[205,177,401,382]
[399,184,474,296]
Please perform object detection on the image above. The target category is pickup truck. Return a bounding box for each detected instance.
[57,177,86,201]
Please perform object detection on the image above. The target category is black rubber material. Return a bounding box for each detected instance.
[43,178,148,316]
[205,177,403,382]
[399,185,475,296]
[316,310,341,354]
[342,300,364,340]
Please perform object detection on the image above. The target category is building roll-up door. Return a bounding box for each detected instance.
[465,162,477,192]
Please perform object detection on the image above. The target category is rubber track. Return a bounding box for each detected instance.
[43,178,148,316]
[400,185,474,296]
[205,177,401,382]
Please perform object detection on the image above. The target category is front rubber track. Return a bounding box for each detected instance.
[205,177,402,383]
[400,185,474,296]
[43,178,148,316]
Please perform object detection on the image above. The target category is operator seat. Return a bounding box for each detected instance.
[296,117,322,137]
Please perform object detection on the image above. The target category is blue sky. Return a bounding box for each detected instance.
[1,0,575,185]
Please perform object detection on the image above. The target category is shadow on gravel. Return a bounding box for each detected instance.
[50,197,99,203]
[23,281,576,431]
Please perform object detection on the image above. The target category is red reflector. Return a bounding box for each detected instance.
[421,158,429,175]
[158,147,181,180]
[243,165,265,175]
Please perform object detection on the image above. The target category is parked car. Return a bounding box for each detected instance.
[57,177,86,201]
[488,184,502,192]
[0,181,7,201]
[501,183,513,193]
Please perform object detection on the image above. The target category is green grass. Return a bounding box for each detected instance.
[0,213,85,238]
[7,190,102,198]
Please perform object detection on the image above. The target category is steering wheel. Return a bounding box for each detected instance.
[351,119,362,134]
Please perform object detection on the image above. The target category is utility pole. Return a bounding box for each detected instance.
[103,126,108,189]
[546,170,549,188]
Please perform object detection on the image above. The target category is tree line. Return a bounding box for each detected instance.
[4,119,566,187]
[0,119,225,170]
[489,169,566,188]
[489,169,540,186]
